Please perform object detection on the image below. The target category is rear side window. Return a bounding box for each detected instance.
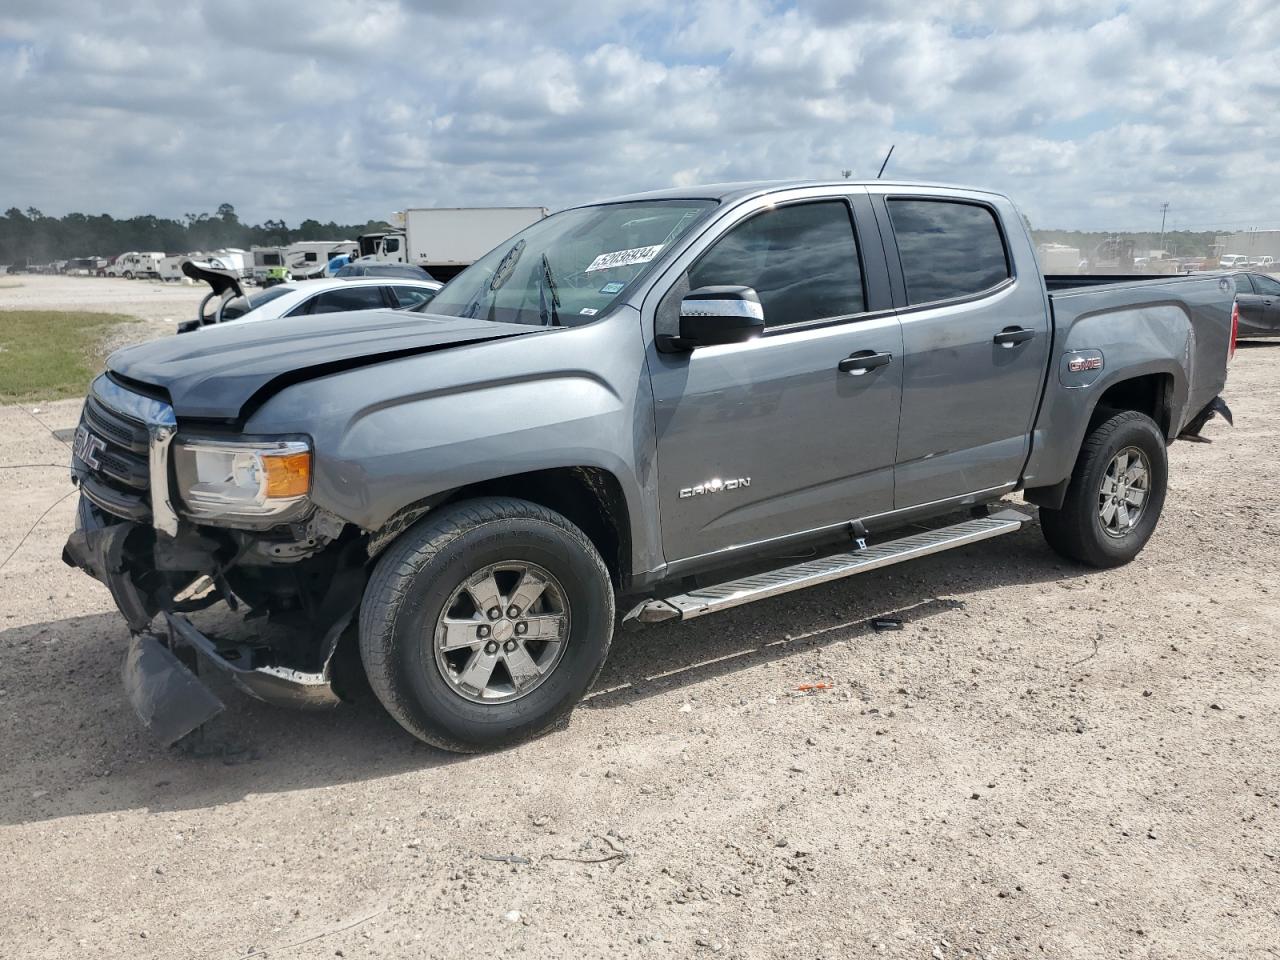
[1234,274,1255,294]
[304,286,388,314]
[688,201,865,327]
[888,199,1011,305]
[1251,274,1280,295]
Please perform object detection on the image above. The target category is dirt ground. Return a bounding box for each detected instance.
[0,300,1276,958]
[0,273,207,354]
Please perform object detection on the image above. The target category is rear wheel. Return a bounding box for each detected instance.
[358,498,614,752]
[1040,410,1168,567]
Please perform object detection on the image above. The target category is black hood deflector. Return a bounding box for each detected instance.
[108,309,538,421]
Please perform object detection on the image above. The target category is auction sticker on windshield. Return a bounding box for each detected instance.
[585,245,663,273]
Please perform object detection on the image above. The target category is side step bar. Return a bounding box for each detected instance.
[626,508,1030,624]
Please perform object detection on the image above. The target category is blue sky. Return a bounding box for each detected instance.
[1,0,1278,230]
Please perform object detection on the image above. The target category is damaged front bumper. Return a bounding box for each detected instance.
[64,513,356,744]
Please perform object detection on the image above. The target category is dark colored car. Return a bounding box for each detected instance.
[334,261,437,281]
[1233,272,1280,337]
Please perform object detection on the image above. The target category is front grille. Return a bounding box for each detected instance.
[75,386,153,521]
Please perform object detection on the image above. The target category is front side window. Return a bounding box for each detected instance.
[385,237,401,254]
[303,285,387,314]
[428,199,716,327]
[687,201,865,327]
[888,199,1011,305]
[1251,274,1280,295]
[1234,274,1255,294]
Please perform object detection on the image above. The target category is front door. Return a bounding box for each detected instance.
[875,194,1051,508]
[648,196,903,566]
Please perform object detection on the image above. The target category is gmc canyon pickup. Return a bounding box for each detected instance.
[63,180,1236,751]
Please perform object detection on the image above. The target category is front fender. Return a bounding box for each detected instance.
[242,308,664,579]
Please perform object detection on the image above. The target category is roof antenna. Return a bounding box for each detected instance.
[876,145,895,179]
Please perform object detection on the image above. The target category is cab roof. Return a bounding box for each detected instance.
[579,178,1005,208]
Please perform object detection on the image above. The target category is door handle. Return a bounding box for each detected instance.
[838,350,893,375]
[993,326,1036,348]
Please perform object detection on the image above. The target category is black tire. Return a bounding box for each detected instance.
[123,270,133,280]
[1040,410,1168,568]
[358,497,614,752]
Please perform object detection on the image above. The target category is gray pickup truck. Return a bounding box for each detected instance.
[63,180,1236,752]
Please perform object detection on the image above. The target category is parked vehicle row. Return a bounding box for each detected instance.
[176,259,441,333]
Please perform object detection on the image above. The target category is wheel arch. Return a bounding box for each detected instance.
[367,466,634,588]
[1024,366,1181,510]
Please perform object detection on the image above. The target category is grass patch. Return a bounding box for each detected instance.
[0,310,134,403]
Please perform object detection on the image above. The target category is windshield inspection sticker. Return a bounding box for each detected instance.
[585,245,663,273]
[579,307,599,316]
[599,281,626,295]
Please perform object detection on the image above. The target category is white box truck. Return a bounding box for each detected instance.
[357,207,547,281]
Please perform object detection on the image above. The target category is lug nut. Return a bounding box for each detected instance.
[507,605,520,618]
[477,625,490,639]
[515,621,528,635]
[503,640,517,653]
[483,641,499,655]
[488,607,501,620]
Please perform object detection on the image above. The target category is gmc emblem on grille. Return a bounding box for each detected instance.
[73,425,107,470]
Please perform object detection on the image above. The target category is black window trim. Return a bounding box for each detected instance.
[883,195,1016,313]
[684,195,875,336]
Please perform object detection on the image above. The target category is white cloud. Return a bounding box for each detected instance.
[0,0,1278,229]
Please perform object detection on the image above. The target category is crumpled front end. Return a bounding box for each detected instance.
[63,375,368,743]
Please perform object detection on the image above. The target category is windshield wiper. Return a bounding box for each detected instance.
[538,252,561,327]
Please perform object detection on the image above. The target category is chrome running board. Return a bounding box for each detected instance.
[626,509,1029,624]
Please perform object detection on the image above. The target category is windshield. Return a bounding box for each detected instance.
[422,199,716,326]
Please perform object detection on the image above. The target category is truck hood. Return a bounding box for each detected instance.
[108,309,537,421]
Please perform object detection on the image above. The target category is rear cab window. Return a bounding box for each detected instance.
[887,198,1011,305]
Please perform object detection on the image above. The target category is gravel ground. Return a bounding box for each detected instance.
[0,336,1276,959]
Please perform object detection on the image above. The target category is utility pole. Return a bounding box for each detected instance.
[1158,201,1169,257]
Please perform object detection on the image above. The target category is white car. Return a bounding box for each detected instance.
[178,262,442,333]
[1219,254,1251,269]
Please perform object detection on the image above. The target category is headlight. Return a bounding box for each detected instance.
[173,438,312,524]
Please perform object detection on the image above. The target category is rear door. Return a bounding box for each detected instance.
[646,191,903,565]
[873,191,1051,508]
[1235,273,1280,335]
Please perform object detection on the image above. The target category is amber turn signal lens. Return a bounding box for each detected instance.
[262,451,311,498]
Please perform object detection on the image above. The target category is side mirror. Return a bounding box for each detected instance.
[663,286,765,351]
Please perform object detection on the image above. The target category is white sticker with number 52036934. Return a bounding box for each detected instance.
[585,245,663,273]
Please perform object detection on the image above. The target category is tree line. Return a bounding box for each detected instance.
[0,204,393,266]
[0,202,1230,268]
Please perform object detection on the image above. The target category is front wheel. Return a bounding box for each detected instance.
[358,498,614,752]
[1039,410,1168,568]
